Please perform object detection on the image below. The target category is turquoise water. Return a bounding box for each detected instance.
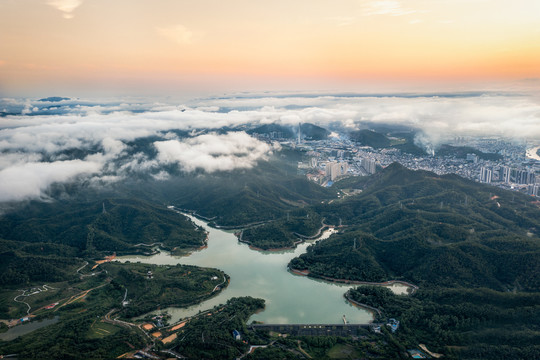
[118,216,406,325]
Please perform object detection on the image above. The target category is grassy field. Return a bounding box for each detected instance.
[0,274,106,320]
[87,321,122,339]
[327,343,362,359]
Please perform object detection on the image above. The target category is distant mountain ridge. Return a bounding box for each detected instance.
[38,96,71,102]
[248,122,330,140]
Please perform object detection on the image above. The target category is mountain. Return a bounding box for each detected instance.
[348,129,426,155]
[38,96,71,102]
[0,198,206,259]
[248,122,330,140]
[121,154,337,226]
[291,163,540,290]
[349,129,391,148]
[436,144,503,161]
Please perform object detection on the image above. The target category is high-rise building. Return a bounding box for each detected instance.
[360,158,377,174]
[514,169,536,185]
[361,158,377,174]
[500,166,511,183]
[480,167,492,183]
[326,161,348,181]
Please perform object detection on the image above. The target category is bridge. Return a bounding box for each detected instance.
[248,323,382,336]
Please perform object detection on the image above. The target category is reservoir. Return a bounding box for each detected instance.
[119,215,406,325]
[0,317,59,341]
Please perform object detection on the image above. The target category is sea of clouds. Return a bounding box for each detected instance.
[1,92,539,202]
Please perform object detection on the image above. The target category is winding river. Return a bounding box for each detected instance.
[118,215,409,325]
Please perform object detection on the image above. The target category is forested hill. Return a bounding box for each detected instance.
[130,158,337,227]
[349,129,391,148]
[247,122,330,140]
[292,163,540,290]
[0,198,206,286]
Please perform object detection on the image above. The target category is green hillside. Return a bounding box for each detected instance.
[291,163,540,290]
[349,129,391,148]
[0,198,206,287]
[436,144,503,161]
[140,158,337,226]
[247,122,330,140]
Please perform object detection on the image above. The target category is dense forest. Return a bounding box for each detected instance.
[436,144,504,161]
[104,262,227,318]
[241,208,323,249]
[292,163,540,290]
[172,297,265,359]
[348,286,540,359]
[286,163,540,359]
[2,147,540,358]
[0,262,227,359]
[0,198,207,287]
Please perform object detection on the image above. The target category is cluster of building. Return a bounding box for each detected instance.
[299,148,378,186]
[480,166,538,196]
[271,134,540,197]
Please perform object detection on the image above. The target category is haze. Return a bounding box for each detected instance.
[1,0,540,96]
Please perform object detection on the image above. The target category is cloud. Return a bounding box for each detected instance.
[0,159,101,202]
[157,24,202,45]
[47,0,84,19]
[1,92,540,203]
[361,1,416,16]
[154,132,280,173]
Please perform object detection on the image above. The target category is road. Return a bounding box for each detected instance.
[13,285,57,315]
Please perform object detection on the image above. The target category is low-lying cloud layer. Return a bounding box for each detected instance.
[1,91,539,202]
[155,132,279,173]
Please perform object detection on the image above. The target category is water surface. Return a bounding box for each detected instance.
[0,317,59,341]
[119,216,376,324]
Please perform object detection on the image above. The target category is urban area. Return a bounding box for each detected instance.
[254,130,540,197]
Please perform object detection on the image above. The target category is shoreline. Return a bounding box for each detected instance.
[289,267,419,293]
[236,224,337,252]
[344,292,382,318]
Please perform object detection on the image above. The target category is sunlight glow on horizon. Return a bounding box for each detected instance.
[1,0,540,96]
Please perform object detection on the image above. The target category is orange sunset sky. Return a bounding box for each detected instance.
[1,0,540,96]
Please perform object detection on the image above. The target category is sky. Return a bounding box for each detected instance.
[1,1,540,204]
[1,0,540,96]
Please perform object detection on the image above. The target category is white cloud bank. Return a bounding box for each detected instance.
[0,159,101,202]
[1,92,540,202]
[154,132,280,173]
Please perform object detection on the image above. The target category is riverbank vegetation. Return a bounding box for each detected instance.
[347,286,540,359]
[103,262,227,318]
[0,261,228,359]
[240,208,323,249]
[0,198,206,265]
[169,297,265,359]
[292,163,540,290]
